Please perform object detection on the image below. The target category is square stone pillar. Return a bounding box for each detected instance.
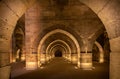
[80,53,93,70]
[71,53,78,64]
[26,54,38,70]
[0,51,11,79]
[110,52,120,79]
[46,54,49,62]
[40,54,46,64]
[66,53,70,61]
[0,66,11,79]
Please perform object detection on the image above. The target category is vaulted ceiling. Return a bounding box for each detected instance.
[15,0,106,53]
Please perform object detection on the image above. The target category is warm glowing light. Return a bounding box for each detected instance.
[80,53,92,70]
[21,55,25,61]
[72,57,77,62]
[37,29,80,68]
[95,41,104,63]
[40,58,45,63]
[66,56,70,61]
[16,49,20,59]
[46,56,50,61]
[65,54,71,61]
[40,54,46,64]
[69,54,71,61]
[99,53,104,63]
[99,57,104,63]
[77,61,80,68]
[81,63,92,70]
[74,66,79,69]
[38,60,41,67]
[72,55,77,64]
[40,66,44,69]
[26,62,37,70]
[12,59,16,62]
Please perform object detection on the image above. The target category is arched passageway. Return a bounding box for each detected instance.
[37,29,80,68]
[0,0,120,79]
[54,50,63,57]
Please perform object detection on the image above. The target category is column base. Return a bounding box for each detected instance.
[72,54,78,64]
[110,52,120,79]
[21,55,25,61]
[80,53,93,70]
[26,62,37,70]
[80,63,93,70]
[0,66,11,79]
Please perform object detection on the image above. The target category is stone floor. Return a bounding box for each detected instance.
[11,57,109,79]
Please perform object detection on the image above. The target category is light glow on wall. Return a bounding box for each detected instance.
[72,54,78,64]
[81,63,92,70]
[21,54,25,61]
[38,29,80,67]
[68,54,71,61]
[40,54,46,64]
[16,49,20,59]
[80,53,92,70]
[46,56,50,61]
[12,59,16,62]
[77,61,80,68]
[26,62,37,70]
[99,55,104,63]
[95,41,104,63]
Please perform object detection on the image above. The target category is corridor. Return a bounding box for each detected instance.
[1,0,120,79]
[11,57,109,79]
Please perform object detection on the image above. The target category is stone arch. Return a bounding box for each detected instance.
[46,39,71,56]
[0,0,120,79]
[47,44,69,55]
[95,41,104,63]
[79,0,120,39]
[16,49,20,60]
[11,27,25,62]
[46,40,72,61]
[49,44,67,58]
[0,1,36,78]
[15,27,25,61]
[14,27,24,35]
[37,29,80,67]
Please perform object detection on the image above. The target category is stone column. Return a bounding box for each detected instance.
[0,0,37,78]
[69,53,72,62]
[0,66,11,79]
[80,53,92,70]
[80,39,93,69]
[110,37,120,79]
[11,34,16,62]
[66,53,70,61]
[71,53,78,64]
[46,53,51,62]
[25,13,38,70]
[40,53,46,64]
[26,53,38,70]
[21,45,26,61]
[110,52,120,79]
[0,1,19,78]
[25,2,41,70]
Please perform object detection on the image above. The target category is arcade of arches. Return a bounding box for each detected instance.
[0,0,120,79]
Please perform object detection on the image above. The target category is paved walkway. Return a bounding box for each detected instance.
[11,57,109,79]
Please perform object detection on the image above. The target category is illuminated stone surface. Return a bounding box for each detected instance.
[0,0,120,79]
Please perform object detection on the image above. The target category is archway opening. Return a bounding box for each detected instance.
[54,50,63,57]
